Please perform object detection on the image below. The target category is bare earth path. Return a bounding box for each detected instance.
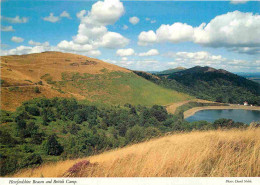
[166,99,213,114]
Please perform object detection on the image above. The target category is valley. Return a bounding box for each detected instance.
[1,52,259,178]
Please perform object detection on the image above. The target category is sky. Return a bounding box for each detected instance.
[1,0,260,72]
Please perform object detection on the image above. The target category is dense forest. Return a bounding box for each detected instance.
[134,66,260,105]
[0,97,252,176]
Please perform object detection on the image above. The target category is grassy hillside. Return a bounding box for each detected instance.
[1,52,191,110]
[13,128,260,177]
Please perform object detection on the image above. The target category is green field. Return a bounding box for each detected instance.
[51,71,192,106]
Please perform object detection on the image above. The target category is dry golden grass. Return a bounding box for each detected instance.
[1,52,191,110]
[13,128,260,177]
[0,85,71,111]
[0,52,131,110]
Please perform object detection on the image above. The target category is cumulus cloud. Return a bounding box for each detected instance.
[2,0,128,57]
[1,25,15,32]
[28,40,50,47]
[116,48,135,56]
[138,30,157,46]
[60,11,71,19]
[100,32,129,48]
[11,36,24,43]
[164,51,259,72]
[129,16,139,25]
[43,13,60,23]
[139,49,159,56]
[1,45,54,56]
[1,16,28,23]
[57,0,129,54]
[138,11,260,55]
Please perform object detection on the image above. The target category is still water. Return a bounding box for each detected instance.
[186,109,260,124]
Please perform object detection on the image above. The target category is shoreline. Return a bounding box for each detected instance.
[184,105,260,119]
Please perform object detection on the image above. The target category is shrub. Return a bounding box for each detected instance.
[25,105,40,116]
[20,154,42,168]
[0,156,18,176]
[145,127,161,138]
[34,86,40,93]
[0,130,18,146]
[44,134,63,156]
[126,125,145,143]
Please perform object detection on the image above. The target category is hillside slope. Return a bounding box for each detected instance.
[135,66,260,105]
[0,52,191,110]
[13,128,260,177]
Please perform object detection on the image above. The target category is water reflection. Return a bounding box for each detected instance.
[186,109,260,124]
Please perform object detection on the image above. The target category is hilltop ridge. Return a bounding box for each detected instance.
[1,52,191,110]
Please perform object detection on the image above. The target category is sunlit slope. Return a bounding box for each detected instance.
[0,52,192,110]
[13,128,260,177]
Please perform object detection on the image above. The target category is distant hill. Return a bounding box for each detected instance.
[0,52,191,110]
[135,66,260,105]
[154,67,186,75]
[236,72,260,84]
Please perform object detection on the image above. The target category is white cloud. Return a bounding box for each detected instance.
[85,50,101,57]
[145,18,156,24]
[57,0,129,52]
[138,11,260,55]
[1,16,28,23]
[122,25,128,30]
[60,11,71,19]
[28,40,50,47]
[116,48,135,56]
[164,51,259,72]
[100,32,129,48]
[139,49,159,56]
[138,30,157,46]
[230,0,249,4]
[11,36,24,43]
[121,57,128,61]
[43,13,60,23]
[129,16,139,25]
[57,40,93,52]
[2,0,129,57]
[1,45,53,56]
[1,25,15,32]
[229,47,260,55]
[156,23,194,43]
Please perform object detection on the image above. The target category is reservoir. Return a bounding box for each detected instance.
[186,109,260,124]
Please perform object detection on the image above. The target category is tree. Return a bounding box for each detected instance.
[45,134,63,156]
[126,125,145,143]
[150,105,167,122]
[34,86,41,93]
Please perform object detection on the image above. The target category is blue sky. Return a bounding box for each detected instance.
[1,0,260,72]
